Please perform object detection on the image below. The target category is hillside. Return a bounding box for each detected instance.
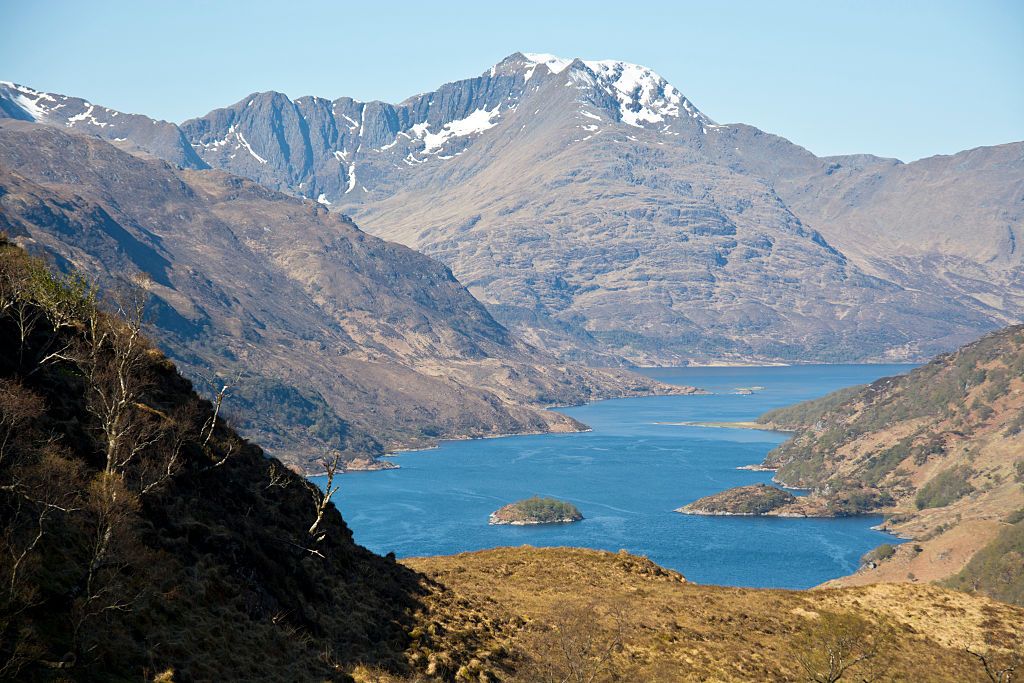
[407,546,1024,682]
[0,236,446,679]
[9,57,1016,364]
[0,119,690,472]
[740,326,1024,595]
[2,238,1020,682]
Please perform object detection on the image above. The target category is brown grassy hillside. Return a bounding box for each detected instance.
[405,547,1024,682]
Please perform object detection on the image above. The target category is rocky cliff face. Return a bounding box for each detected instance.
[0,120,686,472]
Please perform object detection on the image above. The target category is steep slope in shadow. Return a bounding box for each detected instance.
[0,238,511,681]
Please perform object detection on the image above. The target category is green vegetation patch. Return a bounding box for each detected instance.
[944,518,1024,605]
[685,484,797,515]
[499,496,583,523]
[915,465,976,510]
[861,543,897,566]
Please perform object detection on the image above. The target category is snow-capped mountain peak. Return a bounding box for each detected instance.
[513,53,713,128]
[0,81,208,169]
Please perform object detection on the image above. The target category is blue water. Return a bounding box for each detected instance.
[323,364,914,589]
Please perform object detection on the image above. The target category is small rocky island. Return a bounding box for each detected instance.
[489,496,584,525]
[676,484,798,516]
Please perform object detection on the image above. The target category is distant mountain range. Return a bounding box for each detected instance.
[6,53,1018,364]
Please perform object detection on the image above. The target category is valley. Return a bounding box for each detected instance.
[0,246,1019,681]
[0,119,690,473]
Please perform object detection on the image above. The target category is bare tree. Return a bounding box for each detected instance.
[68,278,187,657]
[200,371,242,448]
[79,283,157,479]
[266,461,291,490]
[307,450,342,544]
[524,600,626,683]
[0,379,43,469]
[795,611,888,683]
[967,647,1019,683]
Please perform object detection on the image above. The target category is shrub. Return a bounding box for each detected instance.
[827,488,893,516]
[861,544,896,566]
[915,466,975,510]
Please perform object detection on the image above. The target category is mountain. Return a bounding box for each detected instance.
[0,120,687,472]
[732,325,1024,598]
[162,53,1023,365]
[6,60,1020,364]
[3,244,1020,680]
[0,80,207,169]
[703,128,1024,359]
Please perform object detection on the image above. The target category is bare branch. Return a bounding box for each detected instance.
[307,450,342,542]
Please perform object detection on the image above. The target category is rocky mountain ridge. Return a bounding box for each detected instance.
[7,54,1014,364]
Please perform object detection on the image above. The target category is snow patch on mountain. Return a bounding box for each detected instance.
[417,106,501,154]
[505,54,715,130]
[66,103,110,128]
[199,123,267,163]
[1,82,58,121]
[236,131,267,164]
[345,163,357,193]
[584,60,692,127]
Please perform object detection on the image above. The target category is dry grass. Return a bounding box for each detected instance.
[406,546,1024,682]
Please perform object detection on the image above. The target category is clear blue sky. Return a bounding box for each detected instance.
[2,0,1021,161]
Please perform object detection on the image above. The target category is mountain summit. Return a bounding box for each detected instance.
[170,52,719,206]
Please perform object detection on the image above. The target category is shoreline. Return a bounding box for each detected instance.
[654,420,795,434]
[371,384,705,465]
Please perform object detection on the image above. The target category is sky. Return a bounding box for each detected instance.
[2,0,1022,162]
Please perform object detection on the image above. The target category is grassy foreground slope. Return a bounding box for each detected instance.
[406,547,1024,682]
[0,237,507,681]
[754,326,1024,596]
